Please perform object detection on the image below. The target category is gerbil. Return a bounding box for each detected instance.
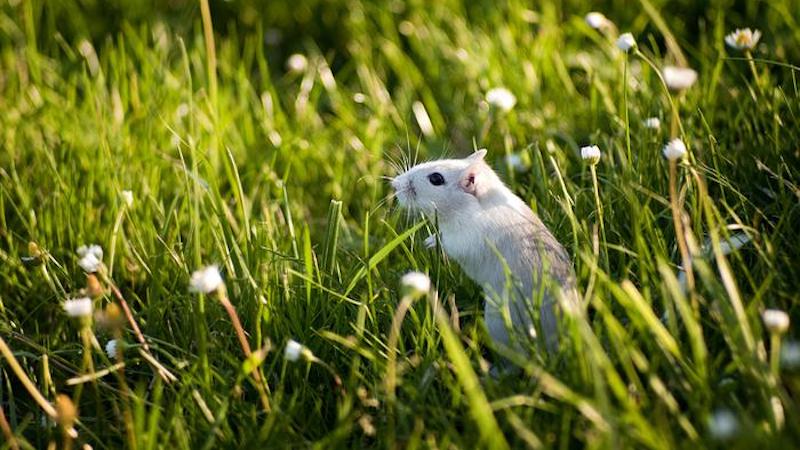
[391,149,578,353]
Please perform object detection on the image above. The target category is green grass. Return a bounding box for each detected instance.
[1,0,800,448]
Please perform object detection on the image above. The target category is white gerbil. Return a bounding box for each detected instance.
[391,149,578,353]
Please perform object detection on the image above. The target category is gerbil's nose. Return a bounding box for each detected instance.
[390,177,401,190]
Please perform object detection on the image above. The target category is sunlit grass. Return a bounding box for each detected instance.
[1,1,799,448]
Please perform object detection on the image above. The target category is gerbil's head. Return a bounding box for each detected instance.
[391,149,498,219]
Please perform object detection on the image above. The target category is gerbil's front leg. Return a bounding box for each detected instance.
[424,234,437,249]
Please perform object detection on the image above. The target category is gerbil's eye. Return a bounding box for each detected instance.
[428,172,445,186]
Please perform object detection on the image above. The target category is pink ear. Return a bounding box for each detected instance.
[461,149,488,196]
[460,165,480,196]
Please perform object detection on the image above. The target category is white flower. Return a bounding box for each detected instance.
[63,297,93,318]
[663,138,687,161]
[77,244,103,259]
[580,145,601,164]
[401,271,431,296]
[663,66,698,91]
[121,190,133,208]
[781,341,800,369]
[504,153,525,172]
[189,265,224,294]
[286,54,308,73]
[105,339,118,359]
[584,12,610,30]
[708,409,738,440]
[725,28,761,50]
[78,253,103,273]
[77,244,104,272]
[284,339,303,361]
[485,87,517,112]
[643,117,661,129]
[762,309,790,335]
[616,33,636,51]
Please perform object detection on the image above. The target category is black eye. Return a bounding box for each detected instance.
[428,172,445,186]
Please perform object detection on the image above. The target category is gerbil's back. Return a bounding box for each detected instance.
[481,195,575,296]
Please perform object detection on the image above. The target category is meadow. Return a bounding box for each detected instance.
[1,0,799,448]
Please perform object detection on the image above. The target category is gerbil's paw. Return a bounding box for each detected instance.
[424,234,437,249]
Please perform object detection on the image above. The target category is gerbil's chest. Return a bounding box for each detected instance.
[439,218,505,266]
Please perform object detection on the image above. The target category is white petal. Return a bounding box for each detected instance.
[763,309,790,334]
[284,339,303,361]
[78,253,102,273]
[64,297,93,318]
[616,33,636,51]
[663,138,687,161]
[663,66,698,91]
[189,265,224,294]
[286,54,308,73]
[401,271,431,295]
[485,87,517,112]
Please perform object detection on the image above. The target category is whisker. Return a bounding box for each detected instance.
[370,191,402,217]
[386,152,403,175]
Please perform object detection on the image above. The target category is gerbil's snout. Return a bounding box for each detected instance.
[391,174,416,207]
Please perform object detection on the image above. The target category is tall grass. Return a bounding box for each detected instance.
[0,0,799,448]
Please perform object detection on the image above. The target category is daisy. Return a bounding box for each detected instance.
[663,66,698,91]
[584,12,610,30]
[485,87,517,112]
[64,297,93,318]
[286,54,308,73]
[616,33,636,51]
[284,339,304,361]
[762,309,790,335]
[643,117,661,129]
[401,271,431,296]
[663,138,687,161]
[78,252,102,273]
[189,265,224,294]
[725,28,761,50]
[77,244,103,259]
[105,339,118,359]
[580,145,601,165]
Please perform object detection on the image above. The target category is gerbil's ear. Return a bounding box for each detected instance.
[466,148,487,162]
[460,159,485,197]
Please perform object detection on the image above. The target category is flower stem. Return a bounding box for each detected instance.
[104,273,149,351]
[590,165,609,271]
[744,49,763,93]
[770,333,781,379]
[623,55,632,167]
[385,293,416,445]
[669,160,696,311]
[216,290,271,412]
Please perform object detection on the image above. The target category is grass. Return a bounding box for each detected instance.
[1,0,799,448]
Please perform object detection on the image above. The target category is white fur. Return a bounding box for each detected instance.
[392,150,578,353]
